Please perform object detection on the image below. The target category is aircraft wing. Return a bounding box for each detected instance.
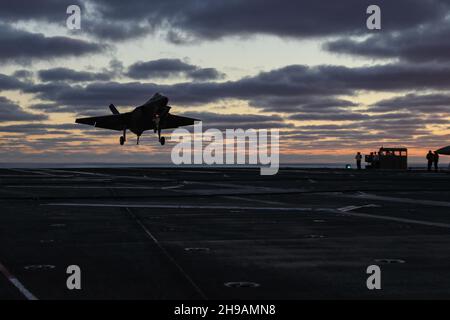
[436,145,450,155]
[162,114,200,129]
[75,114,127,131]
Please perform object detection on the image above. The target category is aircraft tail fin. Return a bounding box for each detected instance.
[109,104,119,115]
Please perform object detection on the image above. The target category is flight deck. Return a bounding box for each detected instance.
[0,167,450,299]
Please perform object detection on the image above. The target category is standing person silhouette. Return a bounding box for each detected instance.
[373,152,379,169]
[426,150,434,172]
[355,152,362,170]
[433,151,439,172]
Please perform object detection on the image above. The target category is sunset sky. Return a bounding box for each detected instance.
[1,0,450,164]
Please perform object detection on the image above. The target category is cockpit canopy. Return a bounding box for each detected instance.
[144,92,168,105]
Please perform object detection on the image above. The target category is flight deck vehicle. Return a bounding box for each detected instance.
[365,147,408,170]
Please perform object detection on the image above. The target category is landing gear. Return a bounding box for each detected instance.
[157,127,165,145]
[137,135,141,145]
[120,127,127,145]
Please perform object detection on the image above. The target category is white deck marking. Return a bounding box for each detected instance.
[183,180,306,195]
[183,180,255,189]
[124,208,207,300]
[0,175,62,178]
[8,184,184,190]
[338,204,381,212]
[337,208,450,229]
[336,201,450,229]
[8,178,112,183]
[43,203,317,212]
[223,196,286,206]
[40,169,171,181]
[7,168,56,176]
[341,192,450,208]
[41,169,111,177]
[177,169,223,174]
[0,262,38,300]
[183,180,292,192]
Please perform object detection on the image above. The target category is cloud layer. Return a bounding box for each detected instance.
[2,0,450,163]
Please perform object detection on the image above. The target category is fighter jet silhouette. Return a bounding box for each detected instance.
[75,93,199,145]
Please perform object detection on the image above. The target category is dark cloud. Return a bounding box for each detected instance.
[82,20,150,41]
[325,20,450,63]
[126,59,224,81]
[24,81,155,112]
[289,107,449,124]
[181,111,290,130]
[38,67,110,82]
[108,59,125,76]
[250,97,358,112]
[0,96,47,122]
[13,70,34,80]
[29,103,67,113]
[370,93,450,113]
[0,24,106,64]
[359,116,448,130]
[0,123,77,134]
[88,0,448,42]
[0,73,26,90]
[0,0,76,23]
[0,0,147,42]
[126,59,195,79]
[4,0,443,43]
[189,68,225,81]
[25,63,450,114]
[290,111,448,144]
[289,112,370,121]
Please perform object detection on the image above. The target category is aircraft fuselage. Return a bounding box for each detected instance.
[129,95,170,136]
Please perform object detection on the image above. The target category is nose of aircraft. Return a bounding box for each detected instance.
[154,93,168,105]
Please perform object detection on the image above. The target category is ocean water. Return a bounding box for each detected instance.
[0,162,442,169]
